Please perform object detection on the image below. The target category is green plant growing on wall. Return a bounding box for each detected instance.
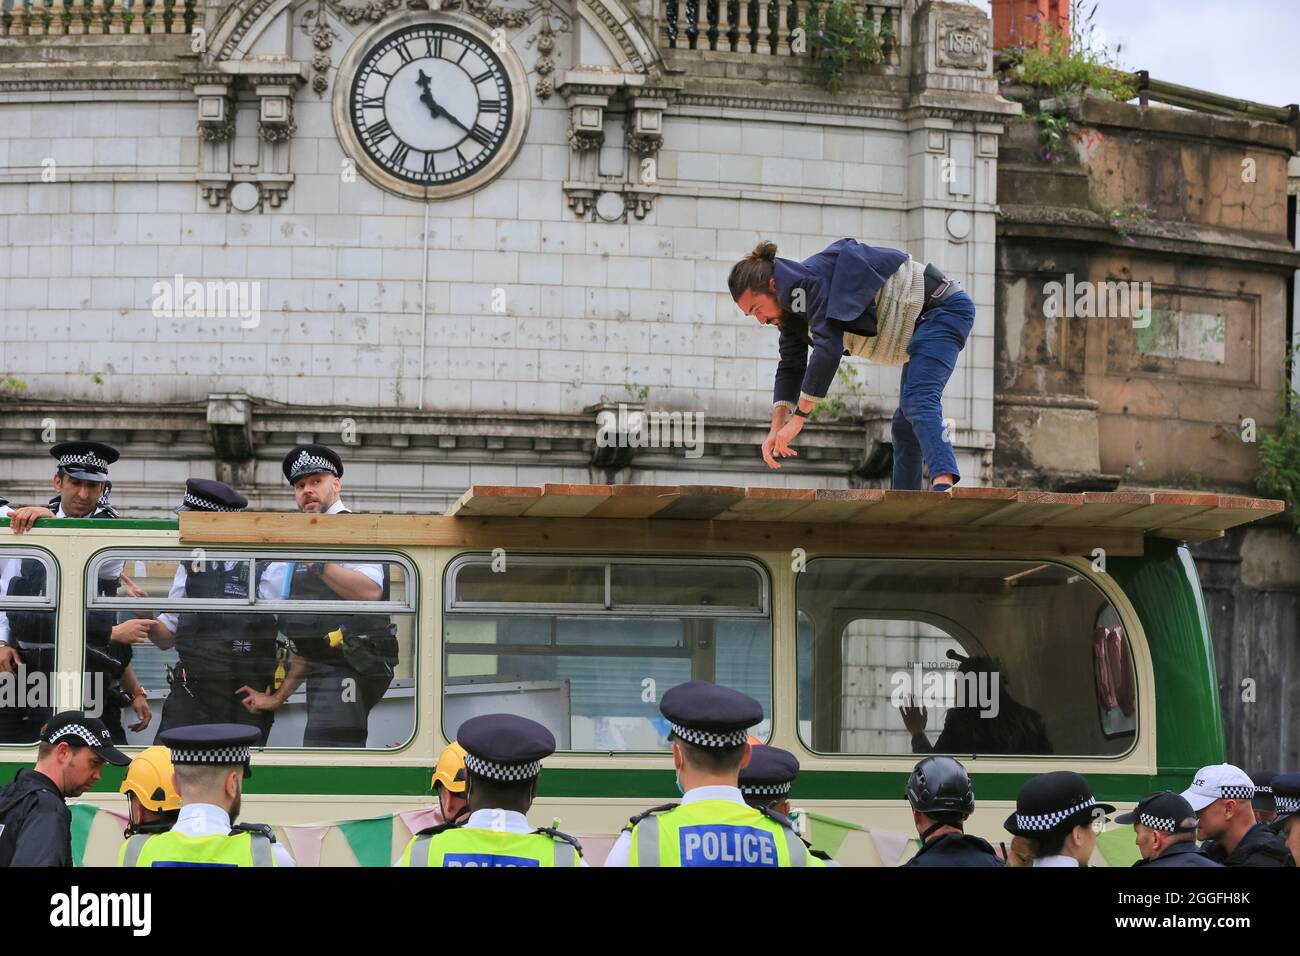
[999,1,1136,162]
[1255,347,1300,531]
[1,376,28,394]
[1098,199,1155,243]
[802,0,887,92]
[811,362,865,422]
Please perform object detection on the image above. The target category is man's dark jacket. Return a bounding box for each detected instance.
[0,769,72,867]
[1133,841,1222,868]
[903,831,1004,868]
[1202,823,1293,867]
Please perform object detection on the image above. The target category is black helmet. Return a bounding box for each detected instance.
[906,756,975,818]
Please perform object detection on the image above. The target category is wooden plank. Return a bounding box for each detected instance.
[716,487,818,522]
[909,486,1020,526]
[1042,491,1154,528]
[785,488,886,523]
[967,490,1085,527]
[1153,495,1285,532]
[1094,492,1221,530]
[651,485,748,520]
[846,489,954,525]
[521,484,612,518]
[586,485,682,519]
[180,511,1147,556]
[445,485,542,517]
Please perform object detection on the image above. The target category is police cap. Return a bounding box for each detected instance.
[50,441,119,483]
[457,714,556,783]
[738,744,799,799]
[660,681,764,749]
[282,444,344,484]
[159,724,260,779]
[1114,791,1199,834]
[178,478,248,513]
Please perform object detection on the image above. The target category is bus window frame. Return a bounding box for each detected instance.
[442,552,775,754]
[445,553,769,617]
[795,554,1142,762]
[0,546,59,613]
[84,548,418,616]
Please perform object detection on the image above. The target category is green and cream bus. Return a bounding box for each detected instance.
[0,484,1281,866]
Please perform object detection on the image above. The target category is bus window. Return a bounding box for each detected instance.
[0,549,58,744]
[443,556,772,751]
[85,551,417,750]
[796,558,1138,758]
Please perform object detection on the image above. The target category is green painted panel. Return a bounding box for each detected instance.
[1108,538,1226,774]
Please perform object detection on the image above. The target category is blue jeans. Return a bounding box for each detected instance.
[891,290,975,490]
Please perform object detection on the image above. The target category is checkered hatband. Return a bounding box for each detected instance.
[172,746,250,766]
[1014,797,1098,832]
[289,451,338,479]
[740,782,792,797]
[48,724,103,748]
[1273,795,1300,813]
[464,752,542,782]
[1138,812,1178,832]
[1217,785,1255,800]
[183,492,240,512]
[58,452,108,471]
[671,723,749,749]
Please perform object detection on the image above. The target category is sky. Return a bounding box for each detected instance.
[964,0,1300,108]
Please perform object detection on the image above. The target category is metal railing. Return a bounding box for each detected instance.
[0,0,197,36]
[663,0,902,63]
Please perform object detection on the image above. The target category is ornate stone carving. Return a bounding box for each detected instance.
[568,126,605,151]
[258,118,298,142]
[298,0,574,97]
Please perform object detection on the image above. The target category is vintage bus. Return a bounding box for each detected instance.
[0,484,1282,866]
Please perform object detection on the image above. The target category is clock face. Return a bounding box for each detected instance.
[348,23,514,187]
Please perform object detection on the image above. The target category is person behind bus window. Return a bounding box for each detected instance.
[237,445,395,748]
[146,479,280,746]
[900,654,1052,756]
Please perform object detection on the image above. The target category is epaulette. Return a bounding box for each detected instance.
[231,822,277,843]
[533,827,583,855]
[622,802,679,833]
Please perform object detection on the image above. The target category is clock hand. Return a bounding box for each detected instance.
[414,67,473,136]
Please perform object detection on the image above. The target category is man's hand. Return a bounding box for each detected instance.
[770,416,805,462]
[901,696,928,736]
[110,619,154,645]
[0,645,22,674]
[7,507,55,535]
[238,685,282,714]
[128,694,152,733]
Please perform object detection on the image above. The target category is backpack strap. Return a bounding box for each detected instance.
[534,827,584,867]
[230,822,278,844]
[622,802,678,834]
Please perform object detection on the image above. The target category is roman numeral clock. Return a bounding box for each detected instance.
[332,11,531,200]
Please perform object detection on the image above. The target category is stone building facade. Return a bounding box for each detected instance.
[0,0,1016,515]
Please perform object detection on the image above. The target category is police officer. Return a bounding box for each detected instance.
[0,712,130,866]
[1,443,151,744]
[739,743,838,865]
[118,723,295,867]
[119,745,182,837]
[903,756,1002,867]
[397,714,584,867]
[1268,773,1300,865]
[1182,763,1292,867]
[1115,791,1221,867]
[237,445,396,748]
[144,479,279,745]
[1003,771,1114,867]
[1250,771,1278,825]
[604,681,821,867]
[432,740,470,826]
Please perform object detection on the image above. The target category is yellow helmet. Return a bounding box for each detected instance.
[119,746,181,813]
[432,741,468,794]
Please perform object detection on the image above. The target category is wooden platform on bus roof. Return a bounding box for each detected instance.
[179,485,1285,558]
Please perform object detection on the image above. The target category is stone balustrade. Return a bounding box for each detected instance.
[0,0,196,35]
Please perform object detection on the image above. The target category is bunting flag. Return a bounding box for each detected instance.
[69,803,101,868]
[281,825,330,869]
[338,815,394,869]
[869,828,918,867]
[397,807,445,837]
